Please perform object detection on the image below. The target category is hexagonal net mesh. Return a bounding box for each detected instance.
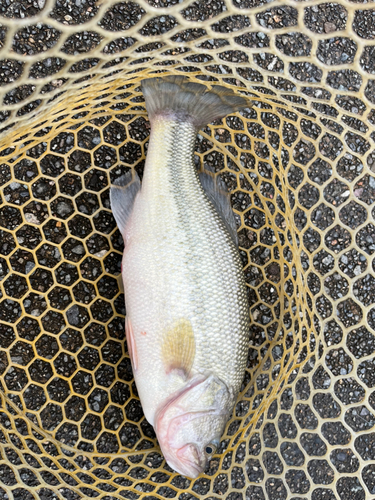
[0,0,374,499]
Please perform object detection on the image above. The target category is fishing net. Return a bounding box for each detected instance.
[0,0,374,498]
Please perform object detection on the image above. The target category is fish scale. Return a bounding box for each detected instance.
[128,117,248,389]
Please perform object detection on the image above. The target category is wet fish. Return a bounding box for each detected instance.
[110,76,250,478]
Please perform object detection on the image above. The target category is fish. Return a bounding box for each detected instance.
[110,76,250,478]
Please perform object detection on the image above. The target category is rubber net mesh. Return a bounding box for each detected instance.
[0,0,374,499]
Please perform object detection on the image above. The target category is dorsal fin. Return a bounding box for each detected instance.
[110,171,141,237]
[199,171,238,246]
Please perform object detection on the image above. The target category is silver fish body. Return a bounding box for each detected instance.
[111,77,250,477]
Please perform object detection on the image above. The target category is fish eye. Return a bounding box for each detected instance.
[205,444,216,456]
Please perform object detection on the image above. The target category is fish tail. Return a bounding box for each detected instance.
[141,75,249,128]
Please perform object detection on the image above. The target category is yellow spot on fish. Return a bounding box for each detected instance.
[162,318,195,377]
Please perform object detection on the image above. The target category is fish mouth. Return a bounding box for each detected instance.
[159,443,204,479]
[175,444,205,478]
[165,455,203,479]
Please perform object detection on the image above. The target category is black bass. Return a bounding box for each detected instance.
[110,76,250,478]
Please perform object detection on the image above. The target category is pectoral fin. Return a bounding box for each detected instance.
[162,319,195,377]
[110,171,141,236]
[199,171,238,245]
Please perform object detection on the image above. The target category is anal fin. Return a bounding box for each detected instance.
[110,171,141,236]
[199,170,238,245]
[162,319,195,378]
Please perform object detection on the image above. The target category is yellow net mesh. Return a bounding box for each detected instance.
[0,0,374,498]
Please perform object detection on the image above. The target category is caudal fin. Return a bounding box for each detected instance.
[141,76,249,128]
